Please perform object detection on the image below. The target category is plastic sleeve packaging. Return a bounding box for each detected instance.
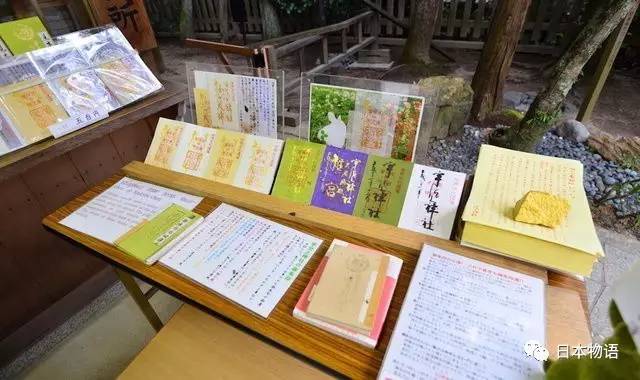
[95,54,162,106]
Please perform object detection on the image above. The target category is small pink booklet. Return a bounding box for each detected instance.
[293,239,403,348]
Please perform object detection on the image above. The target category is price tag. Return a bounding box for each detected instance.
[39,31,54,47]
[48,108,108,138]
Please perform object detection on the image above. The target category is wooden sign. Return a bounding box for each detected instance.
[89,0,158,52]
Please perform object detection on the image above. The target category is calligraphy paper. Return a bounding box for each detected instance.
[205,129,246,184]
[233,134,283,194]
[378,244,545,380]
[353,155,412,225]
[192,71,277,138]
[160,203,322,318]
[308,83,425,161]
[95,54,162,106]
[0,55,42,93]
[398,164,466,239]
[49,69,120,115]
[30,44,89,78]
[271,139,326,204]
[612,259,640,348]
[311,146,368,215]
[145,118,190,169]
[1,83,69,143]
[60,177,203,244]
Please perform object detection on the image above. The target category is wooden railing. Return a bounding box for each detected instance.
[253,11,380,94]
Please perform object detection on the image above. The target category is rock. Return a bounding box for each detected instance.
[556,119,590,143]
[588,132,640,170]
[417,76,473,139]
[603,176,617,186]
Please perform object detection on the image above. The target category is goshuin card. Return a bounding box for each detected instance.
[311,145,368,215]
[271,139,326,204]
[353,155,412,225]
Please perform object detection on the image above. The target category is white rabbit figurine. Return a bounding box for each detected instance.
[319,112,347,148]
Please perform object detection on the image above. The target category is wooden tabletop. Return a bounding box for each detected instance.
[43,162,591,379]
[0,81,187,182]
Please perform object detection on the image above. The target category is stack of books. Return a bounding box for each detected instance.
[461,144,603,277]
[294,239,402,348]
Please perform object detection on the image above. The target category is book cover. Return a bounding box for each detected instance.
[271,139,326,204]
[1,83,68,143]
[311,145,368,215]
[115,203,203,265]
[461,144,603,276]
[398,164,466,239]
[233,134,283,194]
[308,83,424,161]
[293,239,402,348]
[95,54,161,106]
[306,245,389,333]
[353,155,412,225]
[205,129,246,184]
[145,118,189,170]
[0,17,52,55]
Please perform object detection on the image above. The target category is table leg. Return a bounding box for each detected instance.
[115,268,164,332]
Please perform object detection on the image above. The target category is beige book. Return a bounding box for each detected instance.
[306,245,388,333]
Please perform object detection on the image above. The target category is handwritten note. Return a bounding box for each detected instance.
[398,164,466,239]
[60,177,203,244]
[378,245,545,380]
[160,203,322,317]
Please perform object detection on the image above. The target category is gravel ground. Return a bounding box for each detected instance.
[424,125,640,217]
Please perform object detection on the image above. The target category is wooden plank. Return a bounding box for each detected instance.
[447,0,459,37]
[43,167,589,379]
[397,0,406,36]
[109,121,154,165]
[544,0,565,45]
[275,35,323,57]
[531,0,548,44]
[545,286,592,360]
[460,0,473,37]
[385,0,394,35]
[321,36,329,64]
[68,136,124,187]
[362,0,409,29]
[472,0,485,39]
[434,0,443,36]
[192,0,204,32]
[185,38,259,57]
[341,28,348,52]
[357,21,363,43]
[119,304,334,379]
[0,81,187,182]
[577,3,638,122]
[203,0,217,33]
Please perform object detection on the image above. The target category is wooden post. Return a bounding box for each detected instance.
[341,28,348,52]
[321,36,329,64]
[357,21,363,43]
[218,0,228,42]
[577,1,639,122]
[179,0,194,39]
[263,44,279,70]
[115,268,164,332]
[371,12,380,49]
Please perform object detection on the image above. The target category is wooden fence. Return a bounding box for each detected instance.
[148,0,586,53]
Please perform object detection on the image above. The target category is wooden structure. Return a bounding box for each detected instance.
[43,162,591,379]
[119,304,333,379]
[0,82,187,366]
[155,0,586,55]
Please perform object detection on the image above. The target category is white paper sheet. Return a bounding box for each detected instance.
[60,177,203,244]
[160,203,322,317]
[378,245,545,380]
[612,259,640,348]
[398,165,466,239]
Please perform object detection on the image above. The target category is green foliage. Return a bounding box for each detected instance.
[502,108,525,122]
[272,0,315,15]
[620,154,640,171]
[597,178,640,217]
[526,109,561,128]
[309,86,356,143]
[545,301,640,380]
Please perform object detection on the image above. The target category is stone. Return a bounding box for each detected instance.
[588,132,640,171]
[417,76,473,139]
[513,191,570,228]
[603,176,617,186]
[556,119,590,143]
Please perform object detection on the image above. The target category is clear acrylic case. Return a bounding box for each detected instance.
[185,62,288,140]
[298,72,438,163]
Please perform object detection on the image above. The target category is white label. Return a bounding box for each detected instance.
[0,38,12,58]
[48,108,108,138]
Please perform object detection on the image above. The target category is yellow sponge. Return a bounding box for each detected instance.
[513,191,570,228]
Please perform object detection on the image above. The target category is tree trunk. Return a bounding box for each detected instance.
[260,0,282,40]
[493,0,639,152]
[469,0,532,123]
[401,0,441,65]
[312,0,327,27]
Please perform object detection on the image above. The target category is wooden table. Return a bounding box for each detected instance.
[43,161,591,379]
[0,83,187,366]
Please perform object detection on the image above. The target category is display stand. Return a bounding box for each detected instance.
[299,72,437,164]
[0,82,187,366]
[185,62,292,139]
[43,161,592,379]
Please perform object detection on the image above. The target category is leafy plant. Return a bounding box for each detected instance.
[272,0,315,15]
[309,86,356,143]
[544,301,640,379]
[596,178,640,218]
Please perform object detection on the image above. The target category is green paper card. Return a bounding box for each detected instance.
[353,155,412,225]
[115,204,203,265]
[271,139,326,204]
[0,17,52,55]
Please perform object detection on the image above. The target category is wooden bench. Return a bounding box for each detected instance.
[119,304,334,379]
